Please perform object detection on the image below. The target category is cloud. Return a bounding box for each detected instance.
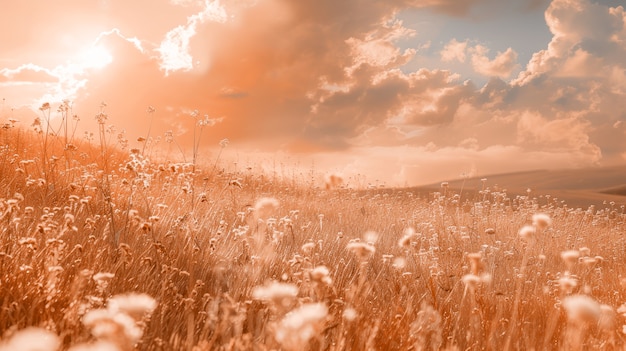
[3,0,626,186]
[515,0,626,85]
[470,45,519,78]
[63,0,626,176]
[0,64,58,83]
[157,0,227,74]
[516,110,601,160]
[440,39,468,63]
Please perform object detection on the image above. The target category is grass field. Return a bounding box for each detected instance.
[1,106,626,350]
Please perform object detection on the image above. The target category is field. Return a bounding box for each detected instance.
[1,107,626,350]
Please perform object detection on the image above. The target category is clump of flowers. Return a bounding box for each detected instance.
[310,265,332,286]
[93,272,115,293]
[254,197,280,220]
[107,293,157,322]
[398,227,418,248]
[410,302,442,351]
[561,294,612,349]
[252,281,299,310]
[461,252,491,290]
[0,327,60,351]
[274,303,328,350]
[518,225,536,241]
[346,241,376,261]
[81,292,157,350]
[561,250,580,270]
[532,213,552,230]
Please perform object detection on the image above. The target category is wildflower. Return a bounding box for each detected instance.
[400,228,419,247]
[392,257,406,269]
[559,275,578,294]
[462,274,482,288]
[343,307,357,321]
[0,327,60,351]
[108,293,157,321]
[518,225,535,241]
[48,266,64,273]
[532,213,552,229]
[363,230,378,244]
[93,272,115,291]
[562,294,601,325]
[310,265,332,285]
[581,257,598,266]
[18,237,37,246]
[410,302,442,351]
[252,281,298,308]
[346,242,375,260]
[275,303,328,350]
[219,138,229,148]
[561,250,580,268]
[82,308,143,346]
[254,197,279,220]
[301,242,315,254]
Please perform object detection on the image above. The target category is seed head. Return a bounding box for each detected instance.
[518,225,536,241]
[108,293,157,321]
[532,213,552,229]
[252,281,298,308]
[0,327,60,351]
[346,242,376,260]
[561,250,580,268]
[310,265,332,285]
[254,197,280,220]
[275,303,328,350]
[562,295,601,325]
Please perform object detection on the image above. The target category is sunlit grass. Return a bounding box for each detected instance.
[1,102,626,350]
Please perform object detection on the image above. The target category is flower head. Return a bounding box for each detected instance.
[532,213,552,229]
[346,242,376,260]
[254,197,279,220]
[562,294,601,325]
[275,303,328,350]
[518,225,536,241]
[108,293,157,321]
[0,327,60,351]
[252,281,298,308]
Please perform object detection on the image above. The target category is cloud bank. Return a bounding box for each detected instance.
[0,0,625,185]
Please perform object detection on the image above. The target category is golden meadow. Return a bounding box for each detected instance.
[1,102,626,350]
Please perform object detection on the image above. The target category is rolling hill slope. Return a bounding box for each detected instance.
[414,165,626,209]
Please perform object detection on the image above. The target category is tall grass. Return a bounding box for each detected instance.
[1,102,626,350]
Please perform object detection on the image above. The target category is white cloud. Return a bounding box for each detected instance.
[440,39,467,63]
[157,0,227,75]
[470,45,519,78]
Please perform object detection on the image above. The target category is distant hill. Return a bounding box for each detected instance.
[412,165,626,209]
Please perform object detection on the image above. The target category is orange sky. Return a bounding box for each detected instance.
[1,0,625,186]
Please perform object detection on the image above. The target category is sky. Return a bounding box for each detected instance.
[1,0,626,186]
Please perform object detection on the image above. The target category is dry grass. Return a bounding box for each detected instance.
[1,107,626,350]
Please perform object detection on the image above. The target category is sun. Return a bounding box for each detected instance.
[81,45,113,69]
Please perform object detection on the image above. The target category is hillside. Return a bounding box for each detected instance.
[413,165,626,209]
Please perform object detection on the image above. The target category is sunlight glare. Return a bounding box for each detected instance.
[81,45,113,69]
